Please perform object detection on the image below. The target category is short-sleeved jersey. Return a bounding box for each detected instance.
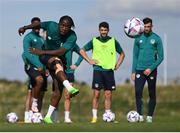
[22,31,44,69]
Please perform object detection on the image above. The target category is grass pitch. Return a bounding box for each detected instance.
[0,116,180,132]
[0,80,180,132]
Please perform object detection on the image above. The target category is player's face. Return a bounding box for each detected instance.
[32,20,40,34]
[99,27,109,38]
[144,22,152,34]
[59,20,71,36]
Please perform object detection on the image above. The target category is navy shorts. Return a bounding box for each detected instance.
[25,64,47,91]
[39,55,66,70]
[66,73,74,83]
[92,70,116,91]
[52,72,74,91]
[39,55,52,68]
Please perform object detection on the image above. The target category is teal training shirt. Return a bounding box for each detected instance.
[22,31,44,69]
[41,21,77,51]
[132,32,164,73]
[65,44,83,73]
[83,36,123,71]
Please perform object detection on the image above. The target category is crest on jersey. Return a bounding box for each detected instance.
[150,39,155,44]
[139,40,143,43]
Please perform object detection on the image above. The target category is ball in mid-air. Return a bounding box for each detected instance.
[124,17,144,38]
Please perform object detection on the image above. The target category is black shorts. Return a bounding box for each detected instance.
[66,73,74,83]
[39,55,52,68]
[25,64,47,91]
[92,70,116,91]
[39,55,67,92]
[51,72,74,92]
[39,55,66,70]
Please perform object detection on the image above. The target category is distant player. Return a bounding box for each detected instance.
[80,22,125,123]
[131,17,164,122]
[21,17,48,122]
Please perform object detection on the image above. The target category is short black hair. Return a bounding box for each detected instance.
[59,15,75,28]
[99,22,109,29]
[143,17,152,24]
[31,17,41,23]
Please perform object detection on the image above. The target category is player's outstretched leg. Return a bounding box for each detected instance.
[49,58,79,97]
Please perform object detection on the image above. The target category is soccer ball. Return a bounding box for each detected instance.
[127,110,139,122]
[6,112,18,123]
[124,17,144,38]
[31,112,43,123]
[103,112,115,122]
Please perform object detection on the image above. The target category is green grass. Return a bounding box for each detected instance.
[0,117,180,132]
[0,80,180,131]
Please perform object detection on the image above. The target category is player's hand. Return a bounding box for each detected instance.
[18,27,26,36]
[143,69,151,76]
[45,70,49,77]
[114,63,120,70]
[89,59,98,65]
[38,68,44,73]
[70,65,77,70]
[131,73,135,81]
[29,47,44,55]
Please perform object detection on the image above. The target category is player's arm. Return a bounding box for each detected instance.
[70,44,83,70]
[30,47,67,56]
[114,40,125,70]
[131,39,139,80]
[80,40,98,65]
[149,37,164,72]
[18,21,51,36]
[18,22,40,36]
[30,34,76,56]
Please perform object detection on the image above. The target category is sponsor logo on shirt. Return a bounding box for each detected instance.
[33,39,37,42]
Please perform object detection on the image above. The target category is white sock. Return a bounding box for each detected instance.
[64,111,70,119]
[92,109,97,118]
[147,116,152,119]
[24,111,29,120]
[32,98,38,107]
[63,80,73,91]
[29,110,33,117]
[105,109,111,113]
[45,105,56,117]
